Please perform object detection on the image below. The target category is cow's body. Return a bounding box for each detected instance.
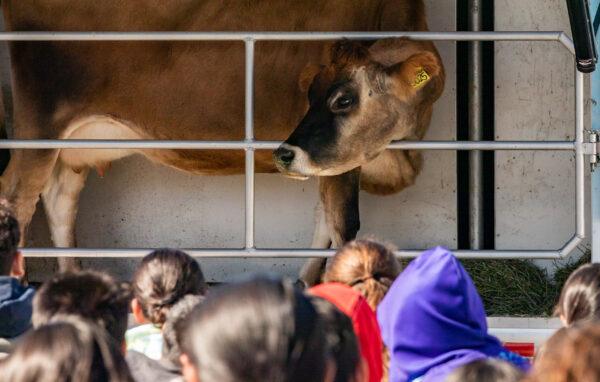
[1,1,443,283]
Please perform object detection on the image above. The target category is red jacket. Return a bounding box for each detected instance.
[310,282,383,382]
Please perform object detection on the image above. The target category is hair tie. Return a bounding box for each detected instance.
[348,276,373,287]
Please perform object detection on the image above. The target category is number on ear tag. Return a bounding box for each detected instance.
[412,67,430,88]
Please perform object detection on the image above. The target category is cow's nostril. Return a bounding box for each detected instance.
[275,147,295,166]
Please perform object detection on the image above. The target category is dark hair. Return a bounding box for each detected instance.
[0,316,133,382]
[179,276,328,382]
[525,323,600,382]
[0,198,20,275]
[309,296,360,382]
[32,271,131,344]
[162,293,205,366]
[555,263,600,326]
[446,359,524,382]
[324,239,401,309]
[133,249,207,326]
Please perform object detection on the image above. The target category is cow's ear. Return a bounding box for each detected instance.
[299,64,323,93]
[385,51,444,103]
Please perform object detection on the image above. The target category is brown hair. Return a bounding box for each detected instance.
[446,359,523,382]
[323,239,401,310]
[33,271,131,344]
[133,249,207,326]
[162,293,205,366]
[525,323,600,382]
[323,239,400,382]
[555,263,600,326]
[179,276,328,382]
[0,198,20,275]
[0,316,133,382]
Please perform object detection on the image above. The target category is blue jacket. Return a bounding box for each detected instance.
[0,276,35,338]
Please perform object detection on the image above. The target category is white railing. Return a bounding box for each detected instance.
[2,31,583,259]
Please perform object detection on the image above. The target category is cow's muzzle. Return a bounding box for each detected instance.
[273,143,310,180]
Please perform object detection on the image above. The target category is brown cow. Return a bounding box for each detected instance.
[0,1,444,285]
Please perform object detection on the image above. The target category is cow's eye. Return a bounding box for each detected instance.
[331,94,355,113]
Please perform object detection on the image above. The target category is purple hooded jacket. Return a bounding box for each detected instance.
[377,247,528,382]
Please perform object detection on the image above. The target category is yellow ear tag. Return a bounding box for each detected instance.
[412,67,430,88]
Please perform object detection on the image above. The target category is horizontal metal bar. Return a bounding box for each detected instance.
[0,31,567,42]
[19,247,562,259]
[0,139,576,150]
[0,31,574,55]
[387,141,575,151]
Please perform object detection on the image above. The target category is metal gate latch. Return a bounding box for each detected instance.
[588,130,600,170]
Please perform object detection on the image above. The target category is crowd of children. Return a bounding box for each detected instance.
[1,198,600,382]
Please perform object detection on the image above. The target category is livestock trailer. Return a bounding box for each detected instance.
[1,0,597,346]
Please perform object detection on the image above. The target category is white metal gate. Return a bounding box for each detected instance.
[0,31,587,261]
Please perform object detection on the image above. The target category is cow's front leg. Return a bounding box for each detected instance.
[299,168,361,286]
[320,167,361,246]
[41,161,89,271]
[310,201,331,249]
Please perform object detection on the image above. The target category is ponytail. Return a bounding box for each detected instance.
[324,239,401,309]
[133,249,207,326]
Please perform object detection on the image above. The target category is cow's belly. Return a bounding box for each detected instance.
[58,114,277,175]
[59,115,141,171]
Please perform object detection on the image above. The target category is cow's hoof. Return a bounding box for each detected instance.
[294,278,308,290]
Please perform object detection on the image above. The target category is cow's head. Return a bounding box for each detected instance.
[274,39,444,178]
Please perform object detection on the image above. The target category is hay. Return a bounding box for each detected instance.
[461,251,592,316]
[461,259,559,316]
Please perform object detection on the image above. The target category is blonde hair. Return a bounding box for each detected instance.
[526,323,600,382]
[447,359,523,382]
[324,239,401,310]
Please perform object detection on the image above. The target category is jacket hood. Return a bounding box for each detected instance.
[310,282,383,382]
[377,247,509,382]
[0,276,34,338]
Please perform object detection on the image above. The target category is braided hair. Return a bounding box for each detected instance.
[133,249,207,326]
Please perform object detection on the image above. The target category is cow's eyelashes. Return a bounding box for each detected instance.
[330,93,356,113]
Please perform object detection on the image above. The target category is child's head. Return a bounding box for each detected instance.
[526,323,600,382]
[323,239,401,309]
[132,249,207,327]
[178,276,328,382]
[446,359,524,382]
[377,247,527,382]
[555,263,600,326]
[309,282,383,382]
[32,271,131,345]
[0,316,133,382]
[309,296,363,382]
[0,199,23,278]
[162,294,205,367]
